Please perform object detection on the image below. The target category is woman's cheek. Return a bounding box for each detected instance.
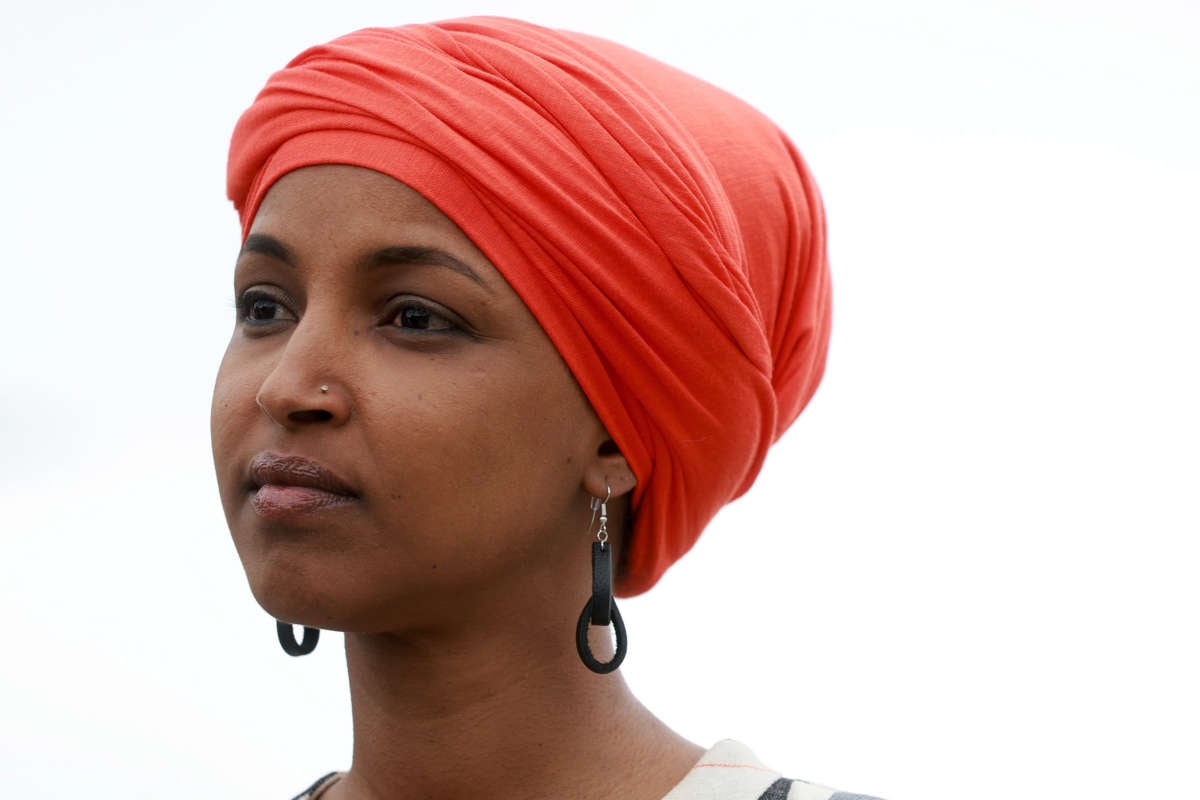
[211,357,259,507]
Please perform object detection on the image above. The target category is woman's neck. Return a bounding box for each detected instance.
[326,612,701,800]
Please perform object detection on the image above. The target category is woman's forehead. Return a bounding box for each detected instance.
[244,165,504,293]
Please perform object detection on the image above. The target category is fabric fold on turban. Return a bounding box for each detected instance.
[227,16,831,596]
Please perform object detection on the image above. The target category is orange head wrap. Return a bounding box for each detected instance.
[227,17,831,596]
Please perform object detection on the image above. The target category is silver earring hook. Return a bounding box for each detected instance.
[588,483,612,548]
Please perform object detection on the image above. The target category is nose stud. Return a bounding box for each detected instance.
[319,385,329,394]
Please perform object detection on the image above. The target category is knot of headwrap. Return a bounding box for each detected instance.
[227,16,831,596]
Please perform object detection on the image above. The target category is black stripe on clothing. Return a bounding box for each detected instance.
[289,772,338,800]
[757,777,794,800]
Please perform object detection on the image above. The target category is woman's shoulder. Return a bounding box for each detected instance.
[662,740,887,800]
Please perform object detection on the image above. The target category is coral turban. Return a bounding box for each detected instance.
[227,17,830,596]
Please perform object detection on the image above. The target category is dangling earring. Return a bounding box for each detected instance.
[276,621,319,656]
[575,484,627,674]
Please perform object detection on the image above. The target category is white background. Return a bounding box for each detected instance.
[2,1,1197,798]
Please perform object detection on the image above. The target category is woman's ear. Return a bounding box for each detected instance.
[582,439,637,499]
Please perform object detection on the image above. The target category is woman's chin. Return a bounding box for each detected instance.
[242,560,342,628]
[244,566,426,634]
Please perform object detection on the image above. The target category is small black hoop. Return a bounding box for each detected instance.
[276,621,319,656]
[575,597,627,674]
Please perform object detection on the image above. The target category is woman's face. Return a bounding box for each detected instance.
[212,165,612,633]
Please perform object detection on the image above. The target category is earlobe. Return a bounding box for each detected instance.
[582,440,636,499]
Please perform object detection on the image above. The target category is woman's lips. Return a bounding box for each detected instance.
[247,452,358,518]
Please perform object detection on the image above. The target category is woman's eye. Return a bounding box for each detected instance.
[238,291,296,325]
[390,302,457,333]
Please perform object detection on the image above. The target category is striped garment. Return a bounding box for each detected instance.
[291,740,884,800]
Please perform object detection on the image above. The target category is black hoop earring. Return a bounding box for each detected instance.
[276,621,319,656]
[575,486,628,674]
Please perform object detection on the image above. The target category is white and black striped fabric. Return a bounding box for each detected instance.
[758,776,887,800]
[660,740,885,800]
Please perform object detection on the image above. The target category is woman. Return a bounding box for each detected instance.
[213,16,864,800]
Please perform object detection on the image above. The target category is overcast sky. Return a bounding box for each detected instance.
[2,1,1197,798]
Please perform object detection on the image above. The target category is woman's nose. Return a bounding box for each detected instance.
[254,320,354,429]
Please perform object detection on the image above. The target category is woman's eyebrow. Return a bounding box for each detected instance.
[371,245,490,290]
[239,235,490,291]
[240,233,293,264]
